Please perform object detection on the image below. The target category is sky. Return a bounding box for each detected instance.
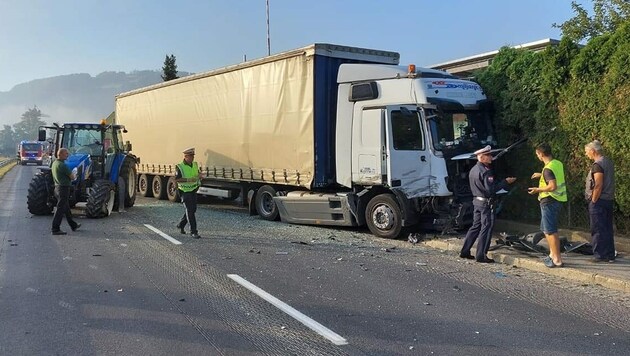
[0,0,593,92]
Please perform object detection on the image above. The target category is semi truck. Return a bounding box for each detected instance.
[115,43,496,238]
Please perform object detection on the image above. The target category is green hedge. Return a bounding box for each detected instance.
[475,21,630,235]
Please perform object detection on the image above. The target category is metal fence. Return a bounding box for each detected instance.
[0,158,16,168]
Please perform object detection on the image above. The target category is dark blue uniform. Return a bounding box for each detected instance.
[460,161,509,262]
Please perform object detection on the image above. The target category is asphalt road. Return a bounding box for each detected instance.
[2,165,630,355]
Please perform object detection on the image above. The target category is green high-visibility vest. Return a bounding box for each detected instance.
[539,159,567,202]
[177,162,200,192]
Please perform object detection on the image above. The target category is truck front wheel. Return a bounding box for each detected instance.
[365,194,404,239]
[255,185,279,221]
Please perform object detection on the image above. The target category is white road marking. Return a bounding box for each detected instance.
[144,224,182,245]
[227,274,348,346]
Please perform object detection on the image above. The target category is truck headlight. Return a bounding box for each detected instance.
[72,167,78,180]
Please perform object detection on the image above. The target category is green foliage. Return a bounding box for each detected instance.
[554,0,630,43]
[476,15,630,233]
[13,106,47,141]
[161,54,179,81]
[0,125,17,156]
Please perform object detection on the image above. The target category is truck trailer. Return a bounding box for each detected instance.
[116,43,496,238]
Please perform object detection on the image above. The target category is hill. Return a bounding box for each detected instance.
[0,70,190,127]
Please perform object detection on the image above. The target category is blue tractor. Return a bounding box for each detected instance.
[27,121,138,218]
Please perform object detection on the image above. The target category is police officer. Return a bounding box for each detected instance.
[175,147,202,238]
[460,146,516,263]
[51,148,81,235]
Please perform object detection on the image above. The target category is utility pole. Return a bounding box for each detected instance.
[266,0,271,56]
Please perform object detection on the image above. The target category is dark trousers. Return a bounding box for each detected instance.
[461,202,495,260]
[178,190,198,234]
[52,185,77,231]
[589,199,615,260]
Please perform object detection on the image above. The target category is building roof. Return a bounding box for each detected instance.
[428,38,560,78]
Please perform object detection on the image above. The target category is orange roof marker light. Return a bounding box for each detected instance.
[100,119,107,125]
[407,64,417,78]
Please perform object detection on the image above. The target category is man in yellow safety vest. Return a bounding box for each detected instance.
[176,147,202,238]
[528,143,567,268]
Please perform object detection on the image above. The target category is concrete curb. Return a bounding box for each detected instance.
[422,238,630,294]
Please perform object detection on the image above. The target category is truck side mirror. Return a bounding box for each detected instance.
[38,129,46,141]
[124,141,132,152]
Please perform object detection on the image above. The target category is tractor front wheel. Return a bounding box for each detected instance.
[86,180,115,218]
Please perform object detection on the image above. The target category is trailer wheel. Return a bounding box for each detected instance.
[166,176,180,202]
[151,175,167,200]
[365,194,404,239]
[138,174,153,197]
[255,185,279,221]
[27,172,54,215]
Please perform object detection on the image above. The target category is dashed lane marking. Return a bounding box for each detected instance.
[143,224,182,245]
[227,274,349,346]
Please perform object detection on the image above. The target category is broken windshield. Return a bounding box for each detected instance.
[425,108,494,151]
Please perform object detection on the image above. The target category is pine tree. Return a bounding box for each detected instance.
[13,106,47,142]
[161,54,179,81]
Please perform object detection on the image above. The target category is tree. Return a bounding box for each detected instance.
[553,0,630,42]
[161,54,179,81]
[0,125,17,156]
[13,106,47,142]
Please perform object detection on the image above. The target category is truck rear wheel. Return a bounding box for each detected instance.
[138,174,153,197]
[365,194,404,239]
[86,180,115,218]
[27,172,54,215]
[166,176,180,202]
[151,175,167,200]
[255,185,279,221]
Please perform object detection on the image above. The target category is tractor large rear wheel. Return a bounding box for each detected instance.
[27,172,54,215]
[86,180,115,218]
[119,158,137,207]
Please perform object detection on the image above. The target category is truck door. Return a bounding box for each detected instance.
[352,108,385,184]
[385,106,431,197]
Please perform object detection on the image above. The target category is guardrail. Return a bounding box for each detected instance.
[0,158,16,168]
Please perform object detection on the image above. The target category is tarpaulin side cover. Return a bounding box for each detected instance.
[116,53,316,188]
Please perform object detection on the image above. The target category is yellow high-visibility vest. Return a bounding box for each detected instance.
[176,162,200,192]
[539,159,567,202]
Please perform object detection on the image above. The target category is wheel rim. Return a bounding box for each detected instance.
[260,192,274,215]
[372,204,395,230]
[153,179,161,193]
[139,176,147,193]
[168,180,177,198]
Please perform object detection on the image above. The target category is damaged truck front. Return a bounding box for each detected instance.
[117,44,496,238]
